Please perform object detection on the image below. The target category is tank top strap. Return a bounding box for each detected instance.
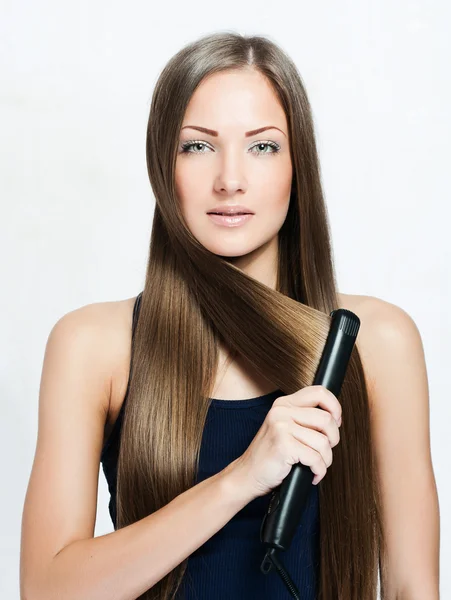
[131,291,143,340]
[116,291,143,411]
[100,291,144,460]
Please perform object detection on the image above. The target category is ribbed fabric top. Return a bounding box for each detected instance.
[100,292,320,599]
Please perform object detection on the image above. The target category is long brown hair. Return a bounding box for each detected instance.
[116,31,386,599]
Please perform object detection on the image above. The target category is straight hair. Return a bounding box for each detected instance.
[115,31,386,599]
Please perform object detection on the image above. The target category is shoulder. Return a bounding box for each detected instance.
[338,292,421,351]
[50,295,139,418]
[337,293,425,409]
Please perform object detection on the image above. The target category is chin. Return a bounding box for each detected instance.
[206,242,262,261]
[210,248,250,260]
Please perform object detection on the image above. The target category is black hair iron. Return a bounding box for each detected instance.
[259,308,360,599]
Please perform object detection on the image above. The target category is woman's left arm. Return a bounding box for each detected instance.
[356,296,440,600]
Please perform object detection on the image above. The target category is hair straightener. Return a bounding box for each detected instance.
[259,308,360,599]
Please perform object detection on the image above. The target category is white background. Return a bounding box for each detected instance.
[1,1,449,597]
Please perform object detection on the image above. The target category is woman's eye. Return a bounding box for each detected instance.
[180,141,211,154]
[179,140,280,155]
[250,141,280,155]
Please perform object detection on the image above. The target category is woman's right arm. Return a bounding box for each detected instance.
[20,303,256,600]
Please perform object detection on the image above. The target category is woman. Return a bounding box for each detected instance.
[21,32,439,600]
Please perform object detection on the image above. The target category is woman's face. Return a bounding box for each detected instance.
[175,68,293,275]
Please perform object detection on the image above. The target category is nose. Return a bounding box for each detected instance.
[213,150,248,195]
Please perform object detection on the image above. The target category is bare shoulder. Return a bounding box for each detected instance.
[337,291,417,331]
[337,292,423,408]
[53,295,138,425]
[336,291,369,314]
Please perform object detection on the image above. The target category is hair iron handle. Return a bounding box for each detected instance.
[259,309,360,597]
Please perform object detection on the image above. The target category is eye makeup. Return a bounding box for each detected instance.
[179,140,281,156]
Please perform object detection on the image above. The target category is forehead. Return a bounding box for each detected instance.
[182,69,287,132]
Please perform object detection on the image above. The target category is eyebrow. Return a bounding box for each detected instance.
[181,125,287,138]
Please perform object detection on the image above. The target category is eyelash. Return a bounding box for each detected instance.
[179,139,281,156]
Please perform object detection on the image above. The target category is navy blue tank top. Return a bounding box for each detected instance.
[100,292,320,599]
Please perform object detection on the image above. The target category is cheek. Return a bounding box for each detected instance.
[259,172,292,217]
[175,167,204,212]
[253,154,292,195]
[262,170,293,228]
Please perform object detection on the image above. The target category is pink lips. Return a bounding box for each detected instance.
[207,213,254,227]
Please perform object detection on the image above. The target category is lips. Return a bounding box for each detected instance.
[208,212,250,215]
[207,213,253,227]
[206,204,254,215]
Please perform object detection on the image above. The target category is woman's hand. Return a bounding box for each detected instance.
[233,385,342,498]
